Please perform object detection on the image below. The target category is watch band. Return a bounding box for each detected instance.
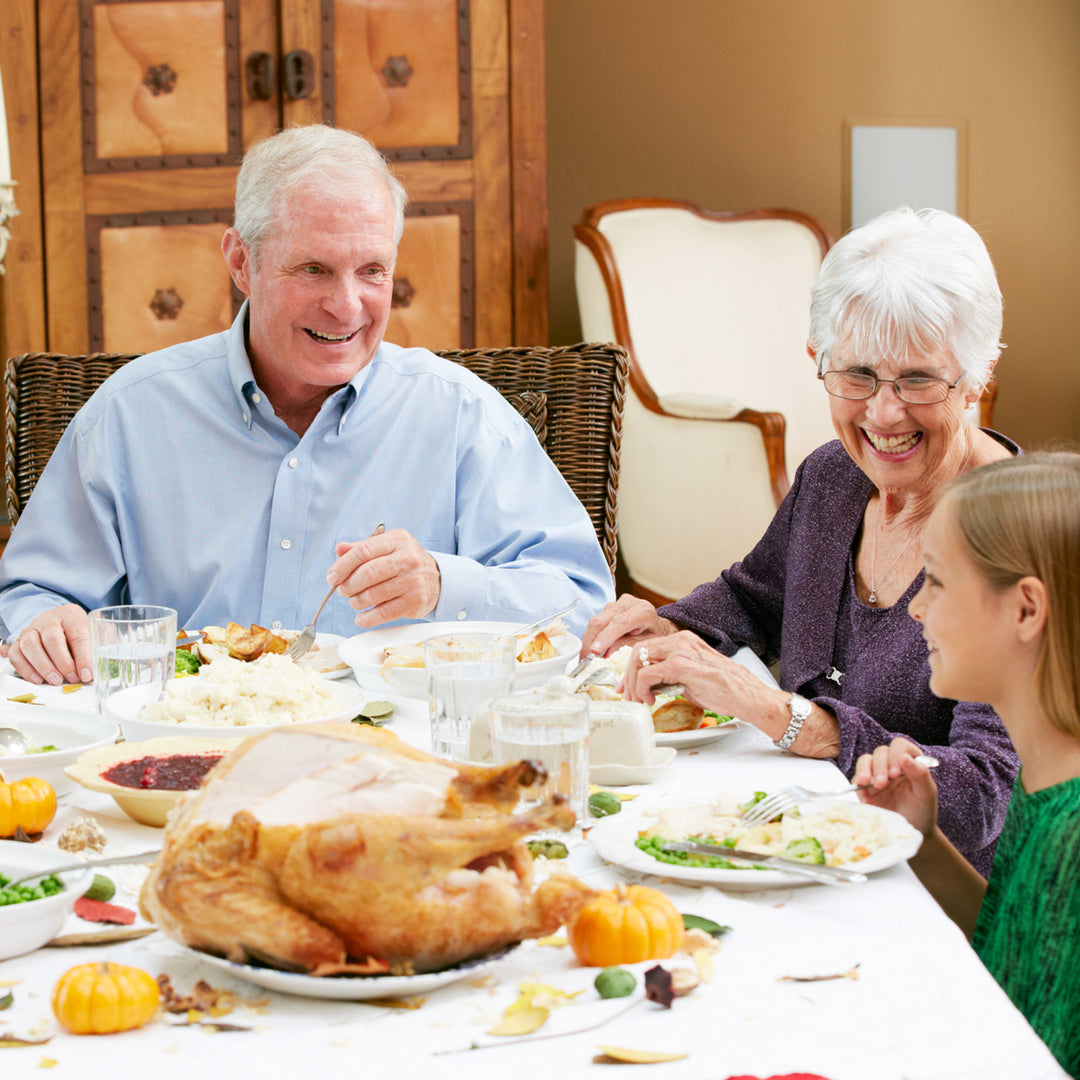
[775,693,812,751]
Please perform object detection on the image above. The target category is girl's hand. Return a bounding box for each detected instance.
[855,737,939,838]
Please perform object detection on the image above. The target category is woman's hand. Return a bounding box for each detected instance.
[854,737,939,838]
[579,594,678,658]
[620,630,772,718]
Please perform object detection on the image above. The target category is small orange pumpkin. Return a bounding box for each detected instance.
[0,774,57,837]
[52,962,160,1035]
[568,883,684,967]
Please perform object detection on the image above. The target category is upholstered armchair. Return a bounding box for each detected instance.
[575,199,834,604]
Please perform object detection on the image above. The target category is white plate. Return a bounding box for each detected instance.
[588,794,922,890]
[589,747,677,786]
[339,621,581,700]
[106,678,367,742]
[0,706,119,795]
[187,943,519,1000]
[197,633,351,680]
[653,719,747,749]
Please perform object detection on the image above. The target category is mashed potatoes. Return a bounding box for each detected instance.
[139,653,340,728]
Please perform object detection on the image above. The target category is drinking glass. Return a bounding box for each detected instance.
[489,691,589,823]
[425,633,515,761]
[89,605,177,716]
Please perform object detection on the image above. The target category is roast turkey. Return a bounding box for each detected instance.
[140,722,596,974]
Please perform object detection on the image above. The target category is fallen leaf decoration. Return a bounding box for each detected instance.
[643,965,674,1009]
[47,927,157,948]
[0,1033,51,1048]
[157,975,268,1016]
[681,913,730,938]
[777,964,860,983]
[594,1045,688,1064]
[362,996,426,1010]
[61,684,83,694]
[536,934,568,948]
[486,1005,549,1036]
[0,993,12,1012]
[38,1057,59,1068]
[486,981,583,1036]
[6,694,37,704]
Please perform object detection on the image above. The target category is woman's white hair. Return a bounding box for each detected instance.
[233,124,408,258]
[808,207,1003,388]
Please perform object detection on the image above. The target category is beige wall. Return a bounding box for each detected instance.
[546,0,1080,450]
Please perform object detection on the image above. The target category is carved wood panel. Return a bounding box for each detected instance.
[21,0,546,366]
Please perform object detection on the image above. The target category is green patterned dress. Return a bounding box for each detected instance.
[973,773,1080,1077]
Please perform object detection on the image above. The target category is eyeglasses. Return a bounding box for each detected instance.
[819,370,963,405]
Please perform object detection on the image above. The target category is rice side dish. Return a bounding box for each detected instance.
[640,795,894,867]
[138,653,340,728]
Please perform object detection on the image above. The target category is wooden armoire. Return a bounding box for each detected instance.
[0,0,549,365]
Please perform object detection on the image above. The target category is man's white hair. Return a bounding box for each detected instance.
[233,124,408,259]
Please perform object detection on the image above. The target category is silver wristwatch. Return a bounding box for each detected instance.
[775,693,813,751]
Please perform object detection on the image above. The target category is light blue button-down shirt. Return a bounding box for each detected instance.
[0,306,614,639]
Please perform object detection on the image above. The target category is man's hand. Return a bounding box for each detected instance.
[0,604,92,685]
[327,528,441,628]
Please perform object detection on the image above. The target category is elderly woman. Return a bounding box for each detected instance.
[582,207,1019,876]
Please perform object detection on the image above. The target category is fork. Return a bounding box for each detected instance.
[741,754,939,825]
[286,522,385,661]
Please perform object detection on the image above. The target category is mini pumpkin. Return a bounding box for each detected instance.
[0,774,57,837]
[52,962,160,1035]
[568,883,684,967]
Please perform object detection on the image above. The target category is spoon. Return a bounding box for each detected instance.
[5,849,161,890]
[0,727,32,754]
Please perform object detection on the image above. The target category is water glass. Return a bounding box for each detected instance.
[425,633,515,761]
[89,605,177,716]
[489,691,589,822]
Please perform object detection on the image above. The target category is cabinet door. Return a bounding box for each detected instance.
[40,0,252,353]
[37,0,544,356]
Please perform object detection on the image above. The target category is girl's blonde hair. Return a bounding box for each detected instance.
[944,452,1080,737]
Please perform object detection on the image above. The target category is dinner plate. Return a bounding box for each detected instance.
[588,794,921,890]
[198,633,351,680]
[653,718,747,749]
[339,621,581,699]
[186,943,519,1000]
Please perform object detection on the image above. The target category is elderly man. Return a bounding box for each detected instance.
[0,125,613,684]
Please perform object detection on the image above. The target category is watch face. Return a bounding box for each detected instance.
[791,695,813,720]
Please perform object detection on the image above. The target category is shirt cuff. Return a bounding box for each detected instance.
[428,552,486,624]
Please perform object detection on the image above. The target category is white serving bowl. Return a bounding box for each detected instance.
[0,706,120,796]
[0,843,93,961]
[339,621,581,700]
[66,735,242,827]
[105,679,368,742]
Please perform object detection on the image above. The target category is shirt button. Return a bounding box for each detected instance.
[281,539,291,550]
[243,412,250,424]
[288,457,299,469]
[457,609,467,620]
[252,392,262,403]
[271,620,282,630]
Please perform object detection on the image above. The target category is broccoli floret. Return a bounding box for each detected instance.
[782,836,826,864]
[737,791,768,815]
[175,650,203,676]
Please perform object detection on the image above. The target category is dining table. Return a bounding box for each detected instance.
[0,651,1068,1080]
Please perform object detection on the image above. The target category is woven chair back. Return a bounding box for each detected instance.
[4,345,626,579]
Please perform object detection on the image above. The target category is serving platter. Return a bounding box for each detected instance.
[588,794,921,890]
[339,621,580,699]
[187,943,520,1000]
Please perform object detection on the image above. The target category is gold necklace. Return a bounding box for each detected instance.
[868,513,919,606]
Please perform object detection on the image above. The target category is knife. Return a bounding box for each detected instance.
[660,841,868,886]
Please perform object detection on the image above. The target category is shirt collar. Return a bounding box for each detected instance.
[225,300,376,433]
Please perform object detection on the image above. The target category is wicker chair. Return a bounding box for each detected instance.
[3,345,627,579]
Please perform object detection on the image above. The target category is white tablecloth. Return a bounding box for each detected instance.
[0,667,1066,1080]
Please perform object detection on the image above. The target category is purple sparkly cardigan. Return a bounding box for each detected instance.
[660,438,1020,877]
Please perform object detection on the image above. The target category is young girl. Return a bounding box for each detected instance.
[855,451,1080,1078]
